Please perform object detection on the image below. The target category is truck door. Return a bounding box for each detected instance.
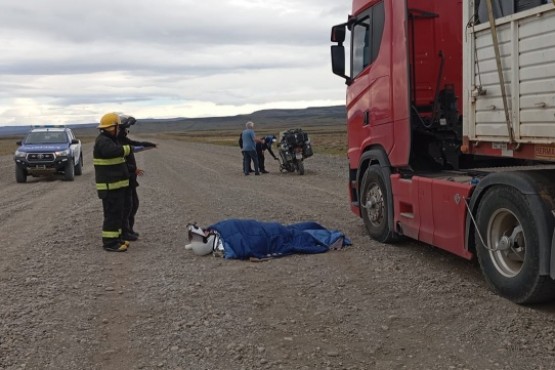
[347,0,411,168]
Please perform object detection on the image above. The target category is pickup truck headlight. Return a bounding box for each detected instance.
[14,150,27,158]
[54,149,70,157]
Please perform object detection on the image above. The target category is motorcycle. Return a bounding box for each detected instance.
[278,128,313,176]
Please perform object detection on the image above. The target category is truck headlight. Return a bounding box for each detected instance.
[55,149,70,157]
[14,150,26,158]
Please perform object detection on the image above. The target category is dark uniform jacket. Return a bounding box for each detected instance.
[118,135,156,187]
[93,132,131,197]
[119,136,140,187]
[256,141,277,159]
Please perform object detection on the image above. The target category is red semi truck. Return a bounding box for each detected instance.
[330,0,555,303]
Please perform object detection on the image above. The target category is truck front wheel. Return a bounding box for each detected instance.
[15,166,27,183]
[475,186,555,304]
[74,153,83,176]
[64,159,75,181]
[360,166,398,243]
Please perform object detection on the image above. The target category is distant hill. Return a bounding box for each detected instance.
[0,105,346,138]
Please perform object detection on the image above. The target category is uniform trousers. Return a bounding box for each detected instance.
[101,188,126,248]
[123,184,139,235]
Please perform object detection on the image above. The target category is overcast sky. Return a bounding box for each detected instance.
[0,0,351,126]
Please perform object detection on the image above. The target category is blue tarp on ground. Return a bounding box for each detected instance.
[208,219,352,260]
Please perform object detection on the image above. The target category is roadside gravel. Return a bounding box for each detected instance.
[1,139,555,370]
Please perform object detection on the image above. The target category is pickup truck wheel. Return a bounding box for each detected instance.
[475,186,555,304]
[15,166,27,183]
[64,159,75,181]
[360,166,398,243]
[74,154,83,176]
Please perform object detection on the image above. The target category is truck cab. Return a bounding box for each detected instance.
[331,0,555,303]
[14,127,83,182]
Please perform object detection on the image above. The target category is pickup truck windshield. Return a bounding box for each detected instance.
[25,132,68,144]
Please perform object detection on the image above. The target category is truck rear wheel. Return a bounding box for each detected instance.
[360,166,398,243]
[475,186,555,304]
[15,166,27,183]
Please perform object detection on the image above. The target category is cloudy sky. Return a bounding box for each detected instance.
[0,0,351,126]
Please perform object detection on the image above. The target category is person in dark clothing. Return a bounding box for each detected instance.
[256,135,278,173]
[117,116,157,241]
[93,112,136,252]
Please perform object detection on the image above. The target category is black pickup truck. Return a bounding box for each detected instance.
[13,127,83,183]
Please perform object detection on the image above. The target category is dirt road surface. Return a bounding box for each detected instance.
[2,139,555,370]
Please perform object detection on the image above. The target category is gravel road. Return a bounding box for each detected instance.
[1,138,555,370]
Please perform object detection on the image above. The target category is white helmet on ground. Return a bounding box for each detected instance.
[190,234,222,256]
[185,232,224,256]
[185,224,224,256]
[185,223,206,251]
[187,224,205,241]
[190,240,214,256]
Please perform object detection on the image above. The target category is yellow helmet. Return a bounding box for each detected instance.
[98,112,121,129]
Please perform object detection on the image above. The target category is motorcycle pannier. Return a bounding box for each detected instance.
[283,129,309,146]
[303,142,313,158]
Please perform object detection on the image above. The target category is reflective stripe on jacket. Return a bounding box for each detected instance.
[96,179,129,191]
[93,157,126,166]
[93,132,131,195]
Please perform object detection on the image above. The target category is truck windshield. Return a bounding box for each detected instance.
[25,132,67,144]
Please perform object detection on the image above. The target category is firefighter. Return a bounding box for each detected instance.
[93,112,135,252]
[117,116,157,241]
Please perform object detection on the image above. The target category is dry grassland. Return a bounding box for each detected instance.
[159,126,347,156]
[0,137,21,156]
[1,125,347,157]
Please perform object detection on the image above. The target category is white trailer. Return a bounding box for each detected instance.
[464,1,555,156]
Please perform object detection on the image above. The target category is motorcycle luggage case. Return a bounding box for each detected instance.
[283,129,309,146]
[285,133,306,146]
[303,142,313,158]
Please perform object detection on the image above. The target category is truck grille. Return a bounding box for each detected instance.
[27,153,55,162]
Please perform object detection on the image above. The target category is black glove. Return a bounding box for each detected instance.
[141,141,157,148]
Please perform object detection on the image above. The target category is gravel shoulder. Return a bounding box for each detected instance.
[1,138,555,370]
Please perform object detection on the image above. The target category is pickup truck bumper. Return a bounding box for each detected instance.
[15,156,70,175]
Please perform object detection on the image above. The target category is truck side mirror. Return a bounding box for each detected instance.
[71,139,79,145]
[331,25,346,43]
[331,45,345,75]
[16,140,22,145]
[331,45,351,84]
[331,23,351,84]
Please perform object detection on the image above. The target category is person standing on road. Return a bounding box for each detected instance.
[117,115,157,241]
[256,135,278,174]
[238,132,254,173]
[241,121,260,176]
[93,112,136,252]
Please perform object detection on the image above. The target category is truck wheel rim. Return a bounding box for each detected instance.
[487,208,525,278]
[365,184,384,226]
